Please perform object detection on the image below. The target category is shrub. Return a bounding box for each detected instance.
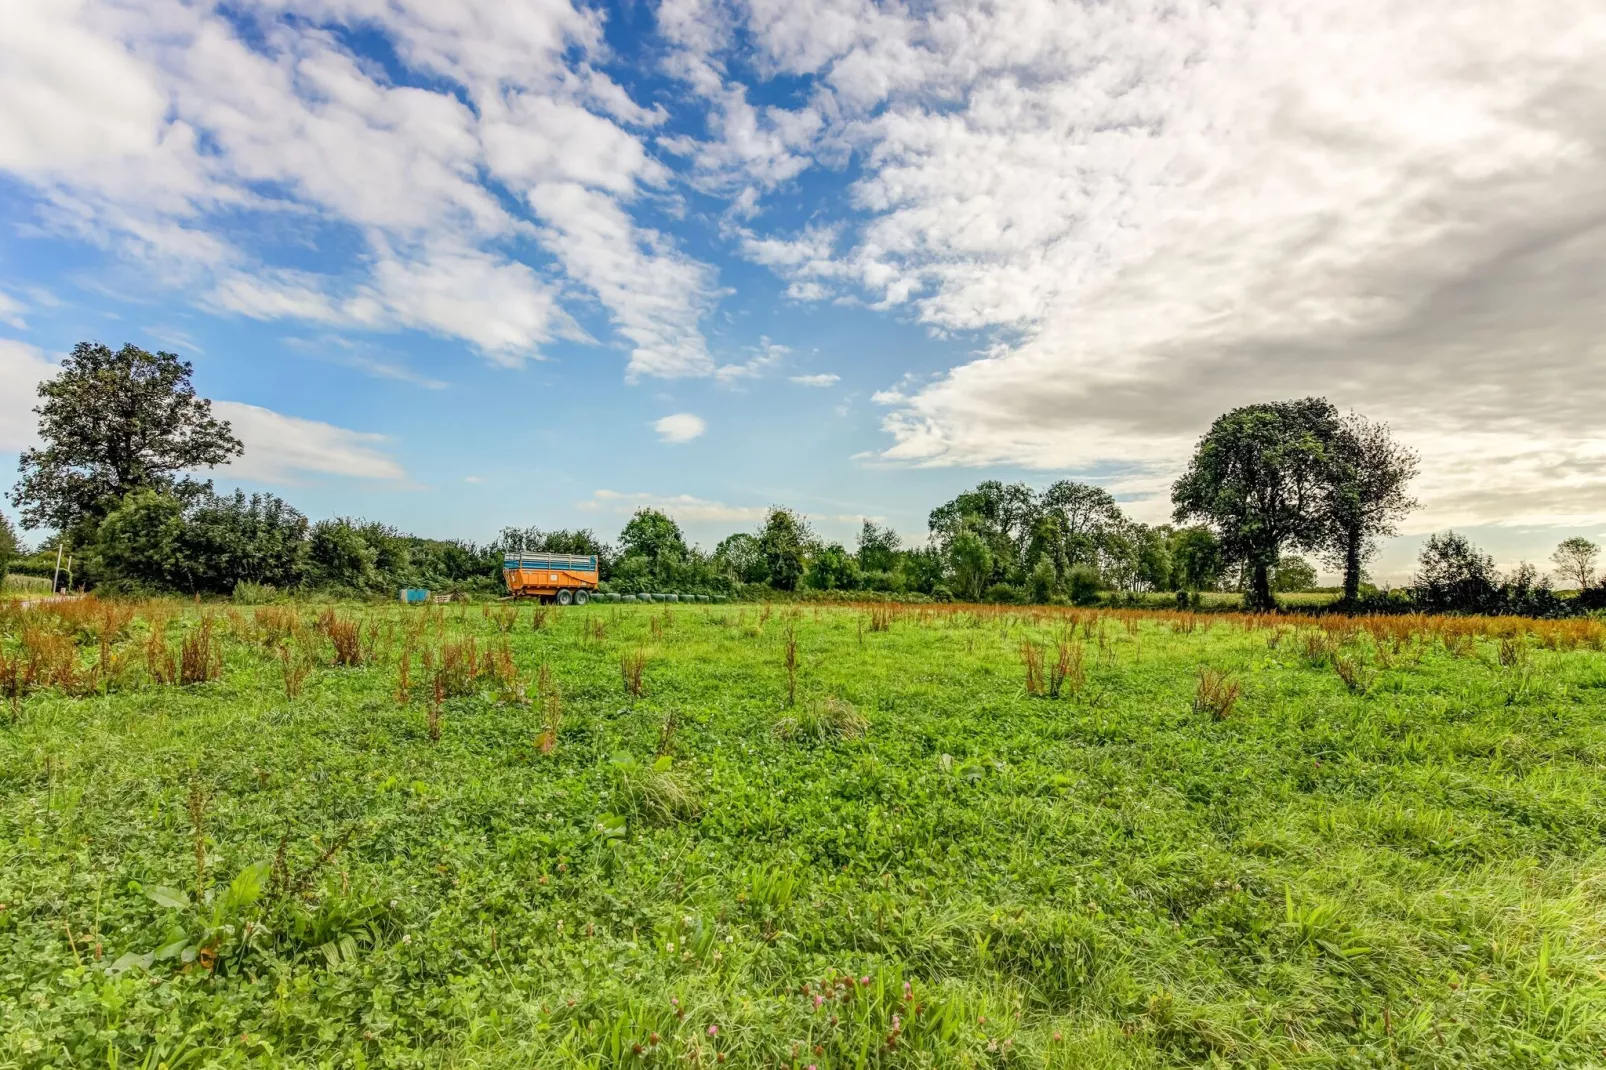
[984,582,1023,604]
[1413,532,1499,614]
[1066,564,1104,606]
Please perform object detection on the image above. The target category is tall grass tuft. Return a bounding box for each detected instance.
[177,616,223,686]
[324,615,363,667]
[1020,641,1045,697]
[278,643,310,700]
[775,697,867,743]
[609,752,699,821]
[1333,653,1375,694]
[187,781,210,898]
[656,707,679,756]
[784,626,798,707]
[535,664,561,755]
[620,649,646,698]
[1193,668,1242,720]
[427,675,443,742]
[1050,640,1084,698]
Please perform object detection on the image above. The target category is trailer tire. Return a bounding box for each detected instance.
[556,589,573,606]
[574,590,589,606]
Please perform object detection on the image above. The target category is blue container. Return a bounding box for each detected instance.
[399,588,430,604]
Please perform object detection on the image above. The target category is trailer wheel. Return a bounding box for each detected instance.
[556,589,573,606]
[573,590,589,606]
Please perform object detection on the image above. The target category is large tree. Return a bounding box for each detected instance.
[1172,398,1340,610]
[758,506,814,591]
[1551,536,1600,590]
[1322,414,1418,604]
[10,342,242,538]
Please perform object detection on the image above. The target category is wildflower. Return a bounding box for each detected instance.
[707,1025,719,1037]
[667,941,675,952]
[649,1033,660,1046]
[860,975,870,986]
[1053,1031,1063,1042]
[401,933,412,945]
[814,995,823,1009]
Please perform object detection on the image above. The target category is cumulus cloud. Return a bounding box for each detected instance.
[0,340,55,451]
[0,347,405,487]
[653,413,708,444]
[579,489,768,524]
[671,0,1606,531]
[0,0,714,376]
[0,291,28,330]
[790,373,840,387]
[213,401,406,484]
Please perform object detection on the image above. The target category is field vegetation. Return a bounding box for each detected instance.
[4,597,1605,1067]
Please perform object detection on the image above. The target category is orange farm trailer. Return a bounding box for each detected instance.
[503,552,599,604]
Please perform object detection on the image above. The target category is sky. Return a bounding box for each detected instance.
[2,0,1604,583]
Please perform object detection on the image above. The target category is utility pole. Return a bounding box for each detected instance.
[51,543,64,594]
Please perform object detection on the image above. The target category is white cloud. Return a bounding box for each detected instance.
[0,0,716,377]
[0,340,55,451]
[715,338,789,385]
[0,354,403,488]
[682,0,1606,531]
[526,183,716,378]
[0,291,28,330]
[579,489,768,524]
[213,401,405,483]
[653,413,708,444]
[790,373,839,387]
[463,475,483,484]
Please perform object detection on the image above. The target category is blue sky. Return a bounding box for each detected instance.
[3,0,1604,581]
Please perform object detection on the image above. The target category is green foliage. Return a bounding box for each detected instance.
[948,527,993,601]
[805,542,860,590]
[758,506,814,591]
[9,341,242,536]
[855,520,901,573]
[713,532,767,584]
[1172,397,1342,609]
[307,518,380,591]
[1169,525,1224,591]
[1321,414,1418,602]
[1271,555,1319,592]
[1414,531,1500,614]
[1029,555,1058,603]
[0,510,18,585]
[1552,536,1600,590]
[1065,562,1105,605]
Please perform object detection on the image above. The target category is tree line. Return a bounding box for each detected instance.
[3,342,1601,616]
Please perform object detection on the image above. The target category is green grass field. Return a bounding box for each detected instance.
[3,601,1605,1068]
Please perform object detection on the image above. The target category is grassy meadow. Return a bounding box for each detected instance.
[3,598,1606,1068]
